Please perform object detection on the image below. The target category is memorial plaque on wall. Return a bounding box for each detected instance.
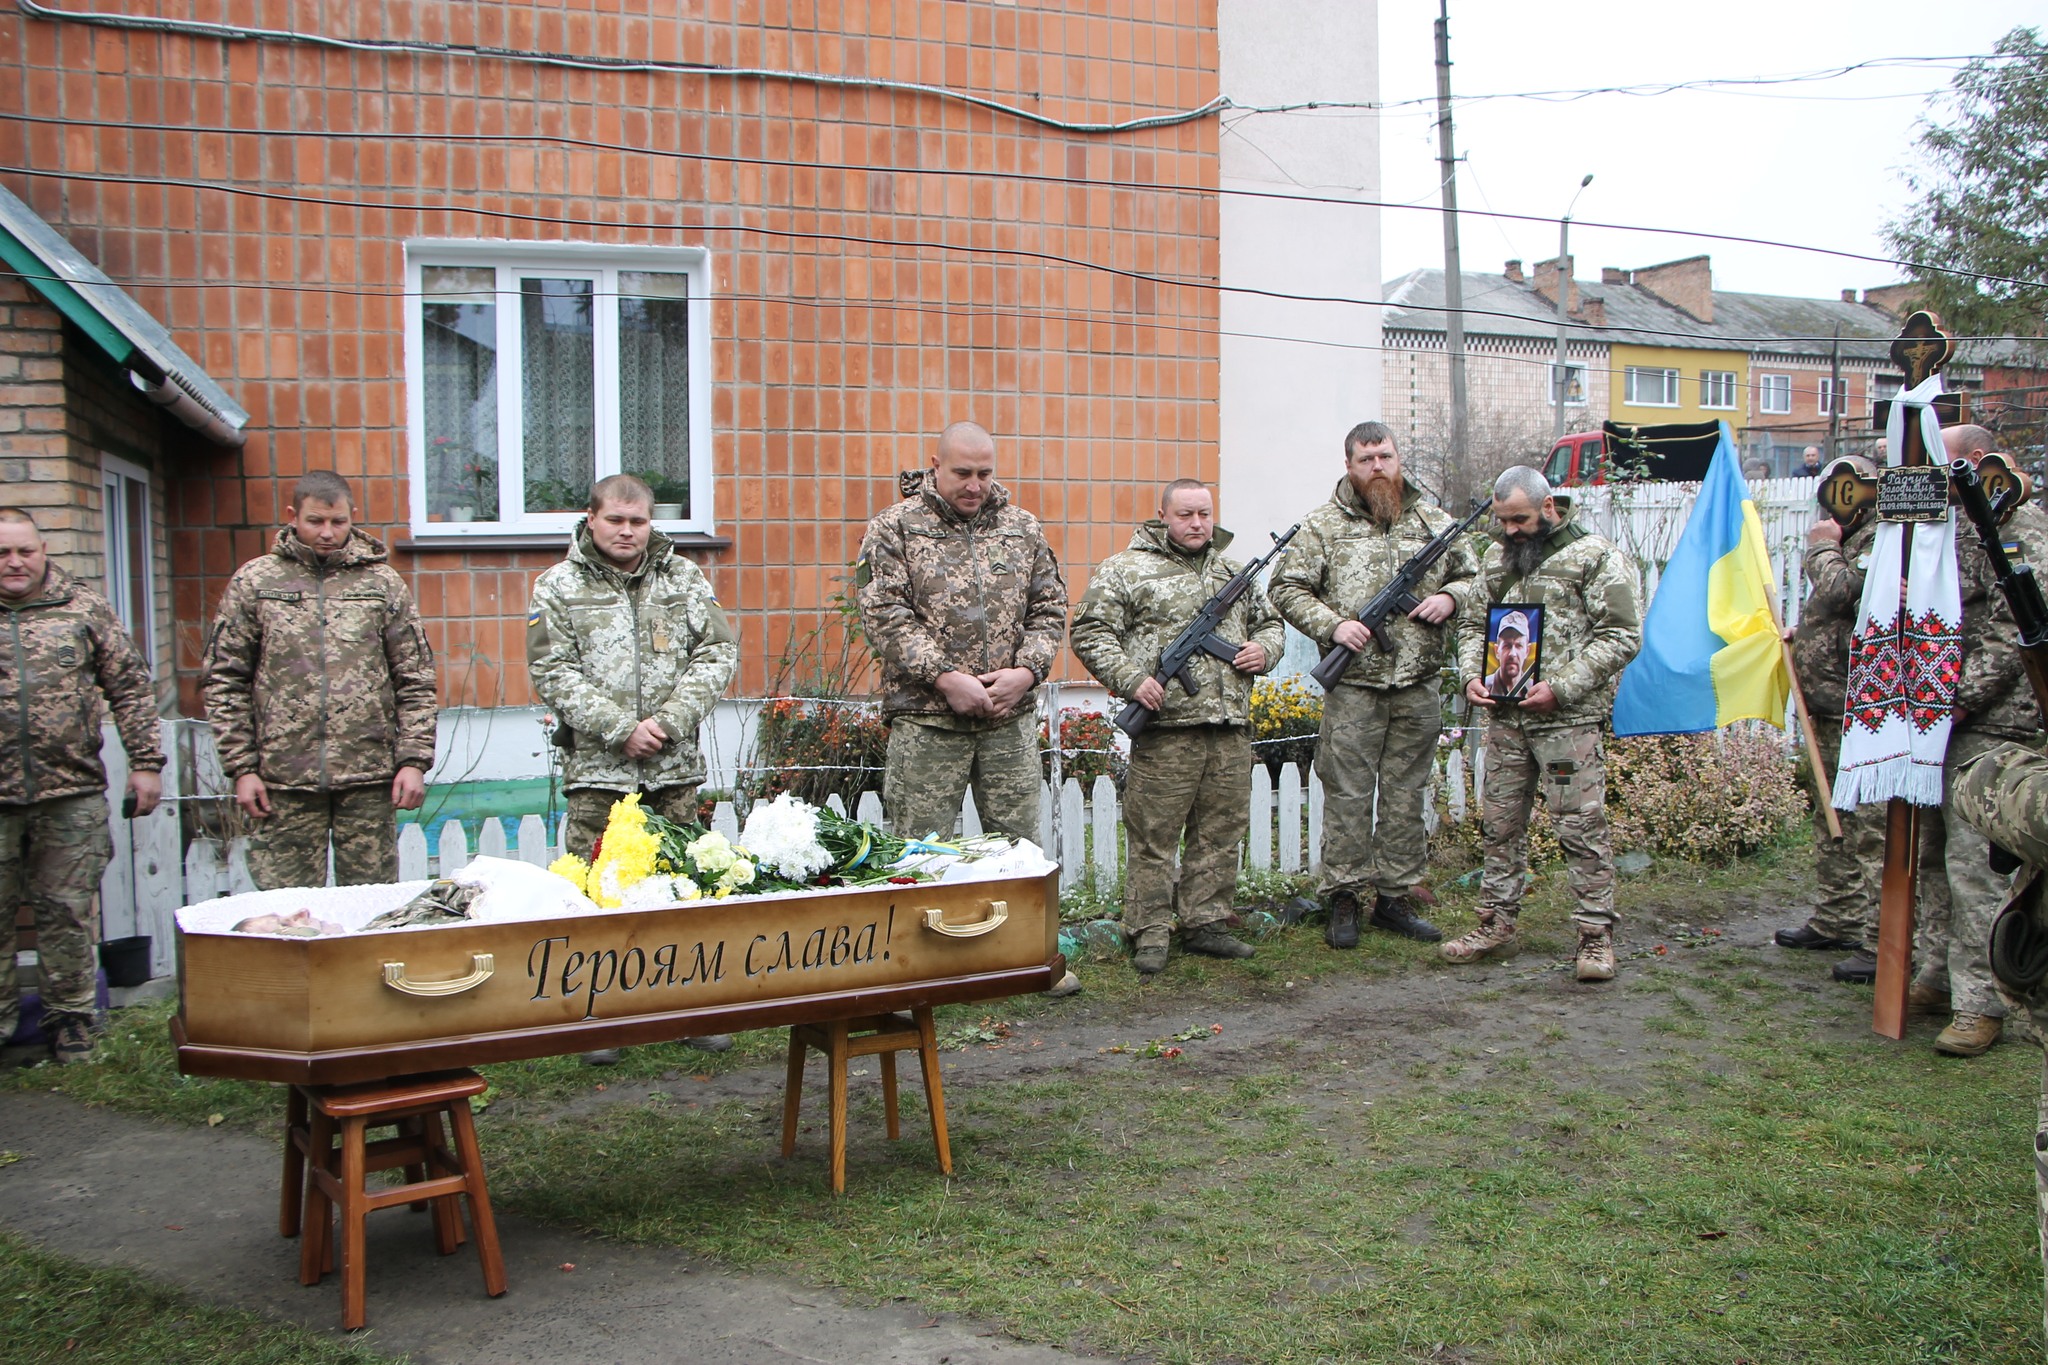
[1877,465,1950,522]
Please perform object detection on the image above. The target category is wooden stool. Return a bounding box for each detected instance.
[780,1006,951,1194]
[290,1070,507,1330]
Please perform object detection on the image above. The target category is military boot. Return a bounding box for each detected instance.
[1370,894,1442,943]
[1132,931,1170,976]
[1440,913,1518,964]
[1933,1012,2002,1057]
[1181,923,1255,960]
[1324,890,1362,950]
[1830,948,1878,983]
[1907,976,1951,1016]
[1574,928,1616,982]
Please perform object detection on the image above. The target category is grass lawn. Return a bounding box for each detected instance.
[7,843,2042,1363]
[0,1229,399,1364]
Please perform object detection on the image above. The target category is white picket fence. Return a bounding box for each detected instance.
[162,752,1493,921]
[1574,476,1819,626]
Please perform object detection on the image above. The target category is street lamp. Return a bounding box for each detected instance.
[1551,173,1594,445]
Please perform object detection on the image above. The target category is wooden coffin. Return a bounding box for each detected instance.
[173,873,1061,1085]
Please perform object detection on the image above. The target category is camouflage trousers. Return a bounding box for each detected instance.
[883,712,1042,844]
[0,793,113,1039]
[1122,725,1251,941]
[1915,728,2013,1018]
[247,785,397,890]
[1805,721,1883,949]
[564,784,701,863]
[1480,722,1616,932]
[1316,681,1440,898]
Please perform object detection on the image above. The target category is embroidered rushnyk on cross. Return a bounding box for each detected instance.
[1833,364,1962,810]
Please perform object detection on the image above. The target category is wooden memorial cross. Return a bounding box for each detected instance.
[1870,310,1956,1040]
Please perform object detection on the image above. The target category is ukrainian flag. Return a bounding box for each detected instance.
[1611,426,1788,735]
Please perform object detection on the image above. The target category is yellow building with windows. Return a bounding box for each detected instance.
[1608,344,1749,426]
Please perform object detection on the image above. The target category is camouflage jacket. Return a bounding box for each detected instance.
[526,522,738,792]
[1456,503,1642,734]
[1269,475,1480,691]
[1953,741,2048,1009]
[1790,519,1879,719]
[203,528,437,791]
[1070,523,1284,727]
[0,565,163,806]
[856,471,1068,724]
[1955,501,2048,742]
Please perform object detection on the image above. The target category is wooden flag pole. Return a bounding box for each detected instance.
[1871,311,1955,1041]
[1767,599,1843,840]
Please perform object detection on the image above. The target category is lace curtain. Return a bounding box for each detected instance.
[420,266,499,520]
[618,271,692,515]
[521,278,596,512]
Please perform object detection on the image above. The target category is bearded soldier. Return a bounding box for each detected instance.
[1270,421,1478,949]
[1447,466,1642,981]
[1072,479,1284,974]
[1773,455,1885,983]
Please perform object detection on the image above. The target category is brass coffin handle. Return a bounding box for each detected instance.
[920,900,1008,939]
[382,953,495,997]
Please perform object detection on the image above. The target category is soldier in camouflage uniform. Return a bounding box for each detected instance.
[1772,460,1885,982]
[1448,466,1642,981]
[528,474,740,1061]
[1270,422,1478,948]
[1952,741,2048,1342]
[203,472,437,891]
[856,421,1068,847]
[0,507,164,1063]
[1910,427,2048,1056]
[527,475,739,859]
[1072,480,1285,973]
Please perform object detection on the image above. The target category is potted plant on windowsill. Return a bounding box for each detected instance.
[638,470,689,521]
[431,437,497,523]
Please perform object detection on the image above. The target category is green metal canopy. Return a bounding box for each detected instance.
[0,180,248,446]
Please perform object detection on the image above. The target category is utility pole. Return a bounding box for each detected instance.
[1552,174,1594,446]
[1434,0,1468,487]
[1827,326,1843,463]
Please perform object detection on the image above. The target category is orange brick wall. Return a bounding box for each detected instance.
[0,0,1224,714]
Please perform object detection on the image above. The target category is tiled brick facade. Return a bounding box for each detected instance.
[1,0,1225,713]
[0,279,178,704]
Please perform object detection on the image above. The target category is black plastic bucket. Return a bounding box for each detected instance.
[98,936,153,988]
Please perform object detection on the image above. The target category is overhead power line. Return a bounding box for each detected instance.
[3,112,2041,296]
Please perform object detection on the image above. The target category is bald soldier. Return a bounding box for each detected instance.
[1072,479,1284,973]
[0,507,164,1063]
[857,422,1076,996]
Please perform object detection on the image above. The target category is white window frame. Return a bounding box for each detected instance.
[1818,377,1847,416]
[1623,366,1680,408]
[1758,373,1792,414]
[402,240,716,539]
[1700,370,1739,410]
[99,454,153,662]
[1547,362,1588,407]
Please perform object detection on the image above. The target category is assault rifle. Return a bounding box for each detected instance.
[1309,498,1492,691]
[1949,457,2048,718]
[1113,523,1300,738]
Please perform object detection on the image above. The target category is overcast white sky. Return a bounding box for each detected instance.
[1347,0,2042,304]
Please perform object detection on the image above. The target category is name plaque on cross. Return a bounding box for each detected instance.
[1876,465,1949,522]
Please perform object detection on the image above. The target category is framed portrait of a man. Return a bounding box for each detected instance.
[1484,604,1542,701]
